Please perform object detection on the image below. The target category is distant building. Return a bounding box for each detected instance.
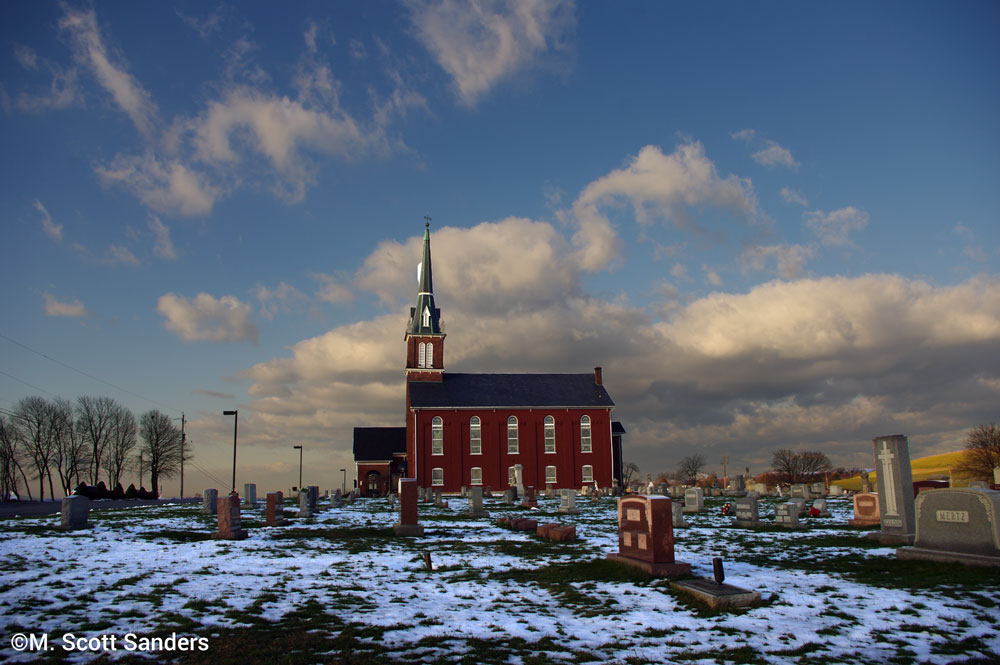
[353,224,624,496]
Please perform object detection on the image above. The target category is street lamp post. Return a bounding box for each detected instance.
[223,410,238,495]
[340,468,346,495]
[292,445,303,490]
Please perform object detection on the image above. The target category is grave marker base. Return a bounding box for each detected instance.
[606,553,691,578]
[730,519,763,529]
[670,579,762,609]
[896,546,1000,568]
[867,532,915,546]
[847,517,881,527]
[393,523,425,537]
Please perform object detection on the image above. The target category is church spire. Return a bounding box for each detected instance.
[407,220,442,335]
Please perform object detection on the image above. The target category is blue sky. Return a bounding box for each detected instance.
[2,1,998,495]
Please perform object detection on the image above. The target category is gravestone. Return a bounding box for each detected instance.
[460,485,467,498]
[545,484,555,499]
[671,501,688,528]
[612,479,621,496]
[790,484,809,499]
[669,485,684,500]
[332,488,342,508]
[658,483,668,496]
[467,487,489,518]
[433,489,443,506]
[849,492,881,527]
[811,498,831,517]
[201,488,218,515]
[731,496,761,528]
[521,486,538,508]
[298,488,314,517]
[607,496,690,576]
[558,489,580,515]
[307,486,319,513]
[485,486,492,498]
[871,434,916,545]
[513,464,525,495]
[503,489,514,505]
[994,467,1000,485]
[829,484,844,496]
[745,490,761,500]
[243,483,257,507]
[214,494,248,540]
[789,497,807,516]
[750,482,768,495]
[809,482,825,498]
[732,476,746,492]
[861,471,872,493]
[265,491,285,526]
[60,495,91,530]
[417,487,425,502]
[682,487,705,514]
[394,478,424,536]
[897,488,1000,567]
[775,502,804,529]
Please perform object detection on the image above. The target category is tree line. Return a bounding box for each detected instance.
[0,395,187,502]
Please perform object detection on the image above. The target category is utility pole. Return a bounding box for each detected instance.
[179,413,186,498]
[722,456,728,485]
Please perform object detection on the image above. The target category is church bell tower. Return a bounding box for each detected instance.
[404,221,445,382]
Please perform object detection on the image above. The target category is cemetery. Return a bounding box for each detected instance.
[2,484,999,664]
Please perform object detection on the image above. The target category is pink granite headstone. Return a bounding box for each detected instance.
[265,491,285,526]
[607,496,690,576]
[394,478,424,536]
[214,494,248,540]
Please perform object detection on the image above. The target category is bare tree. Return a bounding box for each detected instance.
[139,410,181,496]
[955,423,1000,481]
[12,397,58,501]
[677,454,706,483]
[76,396,116,485]
[51,398,88,495]
[771,448,832,485]
[0,414,30,501]
[622,461,639,488]
[104,403,137,488]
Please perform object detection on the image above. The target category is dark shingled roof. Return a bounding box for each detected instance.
[353,427,406,461]
[408,373,614,409]
[612,421,626,435]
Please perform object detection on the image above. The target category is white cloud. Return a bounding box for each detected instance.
[704,267,722,286]
[569,143,759,270]
[408,0,575,106]
[96,152,219,216]
[43,293,87,317]
[255,282,308,320]
[149,216,177,260]
[105,244,140,265]
[805,206,869,246]
[751,139,799,170]
[33,200,63,241]
[313,274,353,305]
[780,187,808,206]
[157,293,258,343]
[58,6,158,137]
[670,264,689,281]
[730,129,756,142]
[741,243,814,279]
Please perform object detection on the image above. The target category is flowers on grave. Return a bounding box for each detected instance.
[721,502,735,516]
[809,507,821,517]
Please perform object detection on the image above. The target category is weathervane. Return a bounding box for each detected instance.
[424,215,431,228]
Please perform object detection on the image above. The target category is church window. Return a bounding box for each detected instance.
[544,415,556,453]
[580,415,592,453]
[431,417,443,455]
[418,342,426,368]
[545,465,557,484]
[470,467,483,485]
[426,342,433,367]
[582,465,594,484]
[470,417,481,455]
[507,416,519,454]
[431,468,444,486]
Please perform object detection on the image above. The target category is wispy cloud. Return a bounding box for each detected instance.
[192,388,236,399]
[43,293,87,317]
[780,187,808,207]
[149,216,177,260]
[34,199,63,241]
[741,243,814,279]
[96,152,219,216]
[408,0,575,107]
[157,293,258,343]
[752,139,799,170]
[104,244,140,265]
[805,206,869,246]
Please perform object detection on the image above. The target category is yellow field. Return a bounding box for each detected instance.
[834,450,979,491]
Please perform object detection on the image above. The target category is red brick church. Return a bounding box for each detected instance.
[353,224,625,496]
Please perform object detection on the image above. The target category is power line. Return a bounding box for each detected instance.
[187,459,228,488]
[0,332,181,414]
[0,370,62,400]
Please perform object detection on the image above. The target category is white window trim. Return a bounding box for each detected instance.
[470,467,483,486]
[470,417,482,455]
[582,464,594,484]
[545,465,557,484]
[507,416,519,455]
[580,415,592,453]
[431,416,444,456]
[431,468,444,486]
[544,415,556,454]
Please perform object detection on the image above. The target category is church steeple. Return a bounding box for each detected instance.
[405,220,445,380]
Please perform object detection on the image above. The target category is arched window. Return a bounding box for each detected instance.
[418,342,426,368]
[580,415,592,453]
[426,342,434,367]
[544,415,556,453]
[545,465,557,484]
[431,416,443,455]
[470,416,481,455]
[507,416,519,454]
[582,465,594,484]
[431,468,444,486]
[470,467,483,485]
